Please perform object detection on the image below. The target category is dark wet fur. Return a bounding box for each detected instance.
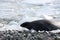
[20,20,59,31]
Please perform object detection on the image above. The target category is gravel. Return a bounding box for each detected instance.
[0,30,60,40]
